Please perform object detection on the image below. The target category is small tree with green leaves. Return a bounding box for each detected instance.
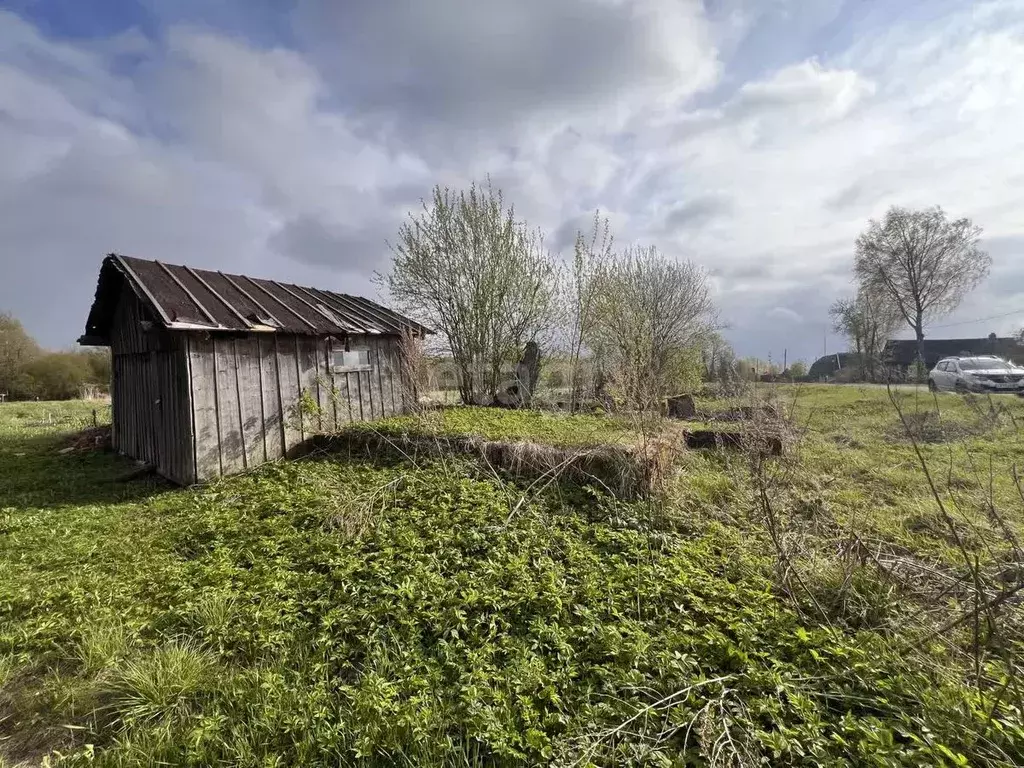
[592,246,716,413]
[380,181,556,405]
[561,212,613,411]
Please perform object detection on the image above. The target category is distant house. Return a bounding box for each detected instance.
[808,352,860,380]
[883,335,1024,373]
[79,254,429,485]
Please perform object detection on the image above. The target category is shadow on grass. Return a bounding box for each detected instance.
[0,431,170,510]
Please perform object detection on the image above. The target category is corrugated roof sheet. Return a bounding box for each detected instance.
[81,254,430,342]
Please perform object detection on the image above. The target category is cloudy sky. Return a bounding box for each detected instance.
[2,0,1023,363]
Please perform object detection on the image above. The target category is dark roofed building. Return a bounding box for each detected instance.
[883,335,1024,371]
[808,352,860,380]
[80,254,428,485]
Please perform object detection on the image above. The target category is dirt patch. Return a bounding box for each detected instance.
[57,425,112,454]
[306,430,675,499]
[0,667,77,767]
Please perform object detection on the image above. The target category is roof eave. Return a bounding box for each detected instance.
[78,334,110,347]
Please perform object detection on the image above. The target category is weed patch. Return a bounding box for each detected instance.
[1,393,1024,766]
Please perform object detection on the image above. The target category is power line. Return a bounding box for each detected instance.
[924,308,1024,331]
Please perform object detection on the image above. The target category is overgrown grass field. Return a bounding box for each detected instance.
[1,388,1023,766]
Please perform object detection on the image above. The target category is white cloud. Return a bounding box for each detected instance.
[1,0,1023,364]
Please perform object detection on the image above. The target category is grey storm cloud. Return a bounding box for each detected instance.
[662,195,734,232]
[293,0,718,137]
[269,216,393,272]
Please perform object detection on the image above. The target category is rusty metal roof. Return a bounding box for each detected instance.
[80,254,429,343]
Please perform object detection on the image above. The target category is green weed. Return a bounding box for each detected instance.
[1,391,1023,766]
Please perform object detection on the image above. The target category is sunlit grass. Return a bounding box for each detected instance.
[0,390,1022,765]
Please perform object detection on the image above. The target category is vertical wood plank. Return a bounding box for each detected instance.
[382,337,397,416]
[376,337,393,417]
[325,341,338,431]
[277,335,302,455]
[232,338,247,471]
[364,366,375,420]
[262,335,286,460]
[339,371,354,424]
[294,336,320,435]
[111,356,121,452]
[369,338,383,419]
[216,336,244,474]
[256,336,268,463]
[311,337,324,432]
[144,352,156,465]
[186,335,199,484]
[293,336,304,442]
[354,369,366,422]
[189,336,221,481]
[234,336,265,471]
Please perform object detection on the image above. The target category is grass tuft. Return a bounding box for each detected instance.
[100,640,218,728]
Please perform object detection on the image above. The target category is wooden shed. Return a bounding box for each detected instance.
[79,254,428,485]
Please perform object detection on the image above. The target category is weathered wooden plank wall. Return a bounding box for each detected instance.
[107,285,413,485]
[183,332,409,481]
[110,291,194,484]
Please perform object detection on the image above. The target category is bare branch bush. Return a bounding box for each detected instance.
[738,382,1024,732]
[829,288,902,382]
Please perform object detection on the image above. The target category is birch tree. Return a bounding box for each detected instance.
[854,206,990,367]
[380,181,556,405]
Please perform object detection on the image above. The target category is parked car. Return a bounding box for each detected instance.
[928,355,1024,394]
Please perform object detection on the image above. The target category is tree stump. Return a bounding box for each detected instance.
[666,393,697,419]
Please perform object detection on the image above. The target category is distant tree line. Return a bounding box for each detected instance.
[0,313,110,400]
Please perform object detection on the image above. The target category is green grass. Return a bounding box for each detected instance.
[366,406,640,446]
[360,405,733,447]
[1,392,1023,766]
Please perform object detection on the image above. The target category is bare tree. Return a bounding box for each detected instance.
[854,206,991,368]
[830,288,901,381]
[379,181,556,405]
[698,331,734,383]
[592,246,716,412]
[562,211,613,411]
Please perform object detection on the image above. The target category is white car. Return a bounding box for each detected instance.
[928,355,1024,394]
